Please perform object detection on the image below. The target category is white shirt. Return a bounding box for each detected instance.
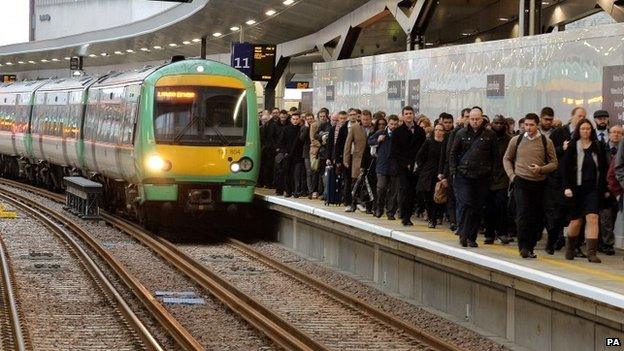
[524,130,541,141]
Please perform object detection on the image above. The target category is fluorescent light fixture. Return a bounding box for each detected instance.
[18,61,25,64]
[5,62,13,65]
[499,17,508,21]
[51,58,59,62]
[88,54,97,57]
[100,52,108,56]
[230,26,240,31]
[192,38,201,43]
[114,51,123,55]
[126,49,135,53]
[212,32,222,37]
[246,19,256,25]
[140,47,150,51]
[182,41,191,45]
[425,42,434,46]
[153,45,163,49]
[28,60,36,64]
[64,57,71,60]
[265,9,276,16]
[542,1,549,4]
[168,43,178,47]
[41,59,49,62]
[283,0,294,5]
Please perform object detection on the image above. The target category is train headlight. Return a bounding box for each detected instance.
[239,157,253,171]
[146,155,172,172]
[230,162,241,173]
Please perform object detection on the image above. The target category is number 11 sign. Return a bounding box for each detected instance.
[231,43,253,78]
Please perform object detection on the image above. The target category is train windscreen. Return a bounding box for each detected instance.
[153,86,247,146]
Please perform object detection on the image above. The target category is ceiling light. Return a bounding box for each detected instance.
[246,19,256,25]
[114,51,123,55]
[5,62,13,65]
[64,57,71,60]
[212,32,222,37]
[126,49,135,53]
[18,61,25,64]
[461,32,471,36]
[28,60,35,64]
[425,42,434,46]
[88,54,97,57]
[169,43,178,47]
[499,17,509,21]
[283,0,294,5]
[51,58,59,62]
[41,59,49,62]
[192,38,201,43]
[182,41,191,45]
[100,52,108,56]
[542,1,549,4]
[230,26,240,31]
[265,9,276,16]
[153,45,163,49]
[140,47,150,52]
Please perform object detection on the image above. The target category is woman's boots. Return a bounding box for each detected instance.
[565,235,577,260]
[565,236,601,263]
[585,239,602,263]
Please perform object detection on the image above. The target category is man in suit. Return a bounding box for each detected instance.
[599,123,622,255]
[344,110,374,212]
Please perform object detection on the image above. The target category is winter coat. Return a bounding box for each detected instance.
[449,125,498,179]
[393,123,426,170]
[368,129,399,175]
[562,140,608,200]
[309,122,321,158]
[415,138,443,193]
[315,121,333,160]
[343,123,372,179]
[490,131,512,191]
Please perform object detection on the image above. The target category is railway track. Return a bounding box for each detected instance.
[0,177,465,351]
[0,235,27,351]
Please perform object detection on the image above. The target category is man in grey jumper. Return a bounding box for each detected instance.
[503,113,558,258]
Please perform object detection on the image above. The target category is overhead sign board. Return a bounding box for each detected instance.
[70,56,83,71]
[387,80,405,100]
[407,79,420,111]
[286,81,310,89]
[231,43,276,82]
[1,75,16,83]
[326,85,335,102]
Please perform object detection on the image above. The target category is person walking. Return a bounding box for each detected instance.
[415,124,445,228]
[449,107,498,247]
[344,111,373,212]
[562,118,609,263]
[485,115,512,245]
[368,115,401,219]
[599,124,622,255]
[503,113,558,258]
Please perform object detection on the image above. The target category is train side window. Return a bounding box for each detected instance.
[121,84,140,145]
[0,93,16,132]
[32,92,46,135]
[65,90,83,139]
[15,93,30,134]
[84,89,100,141]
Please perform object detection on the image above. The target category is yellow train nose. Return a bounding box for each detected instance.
[153,145,246,176]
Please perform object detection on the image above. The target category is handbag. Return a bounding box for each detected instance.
[311,156,320,172]
[433,180,448,204]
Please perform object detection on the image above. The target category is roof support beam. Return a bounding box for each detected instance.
[264,56,291,108]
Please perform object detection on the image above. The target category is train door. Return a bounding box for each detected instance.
[0,93,17,156]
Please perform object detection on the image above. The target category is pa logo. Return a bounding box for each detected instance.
[606,337,621,347]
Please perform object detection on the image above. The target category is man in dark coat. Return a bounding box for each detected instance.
[449,107,498,248]
[368,115,401,219]
[438,108,470,231]
[393,106,426,226]
[273,112,290,195]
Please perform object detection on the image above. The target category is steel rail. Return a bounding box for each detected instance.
[103,213,331,351]
[0,187,203,351]
[0,237,27,351]
[226,238,465,351]
[0,178,329,351]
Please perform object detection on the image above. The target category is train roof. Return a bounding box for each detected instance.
[37,76,96,92]
[91,65,162,88]
[0,80,50,94]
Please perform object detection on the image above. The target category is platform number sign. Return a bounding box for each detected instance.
[231,43,276,81]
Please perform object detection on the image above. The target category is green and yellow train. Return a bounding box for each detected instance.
[0,59,259,223]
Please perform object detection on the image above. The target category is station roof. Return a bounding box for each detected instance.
[0,0,368,70]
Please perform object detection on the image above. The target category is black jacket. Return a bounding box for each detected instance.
[286,124,303,163]
[449,125,498,179]
[368,129,399,175]
[333,123,349,165]
[490,131,512,191]
[315,121,333,160]
[393,123,426,170]
[438,125,463,177]
[415,138,443,193]
[562,141,608,197]
[300,125,311,159]
[273,122,289,154]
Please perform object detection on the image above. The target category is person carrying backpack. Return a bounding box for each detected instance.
[503,113,558,259]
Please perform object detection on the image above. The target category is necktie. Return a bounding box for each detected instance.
[600,132,605,143]
[611,146,617,155]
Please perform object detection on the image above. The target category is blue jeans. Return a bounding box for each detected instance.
[454,174,489,242]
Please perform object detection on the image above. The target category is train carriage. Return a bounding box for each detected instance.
[0,59,260,224]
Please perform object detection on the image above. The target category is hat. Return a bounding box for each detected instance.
[594,110,609,119]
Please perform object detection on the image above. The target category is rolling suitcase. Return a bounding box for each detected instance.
[323,164,344,206]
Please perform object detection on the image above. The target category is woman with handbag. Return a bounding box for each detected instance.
[415,124,446,228]
[562,119,609,263]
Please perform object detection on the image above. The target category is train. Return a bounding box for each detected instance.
[0,59,260,226]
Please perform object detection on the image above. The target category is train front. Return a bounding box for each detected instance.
[136,60,259,213]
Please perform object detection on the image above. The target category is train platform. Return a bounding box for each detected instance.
[255,188,624,351]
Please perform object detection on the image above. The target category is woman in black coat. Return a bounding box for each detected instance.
[562,118,609,263]
[415,124,446,228]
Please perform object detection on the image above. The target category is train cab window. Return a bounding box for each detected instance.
[153,85,247,146]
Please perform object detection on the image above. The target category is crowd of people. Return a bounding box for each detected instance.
[258,105,624,263]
